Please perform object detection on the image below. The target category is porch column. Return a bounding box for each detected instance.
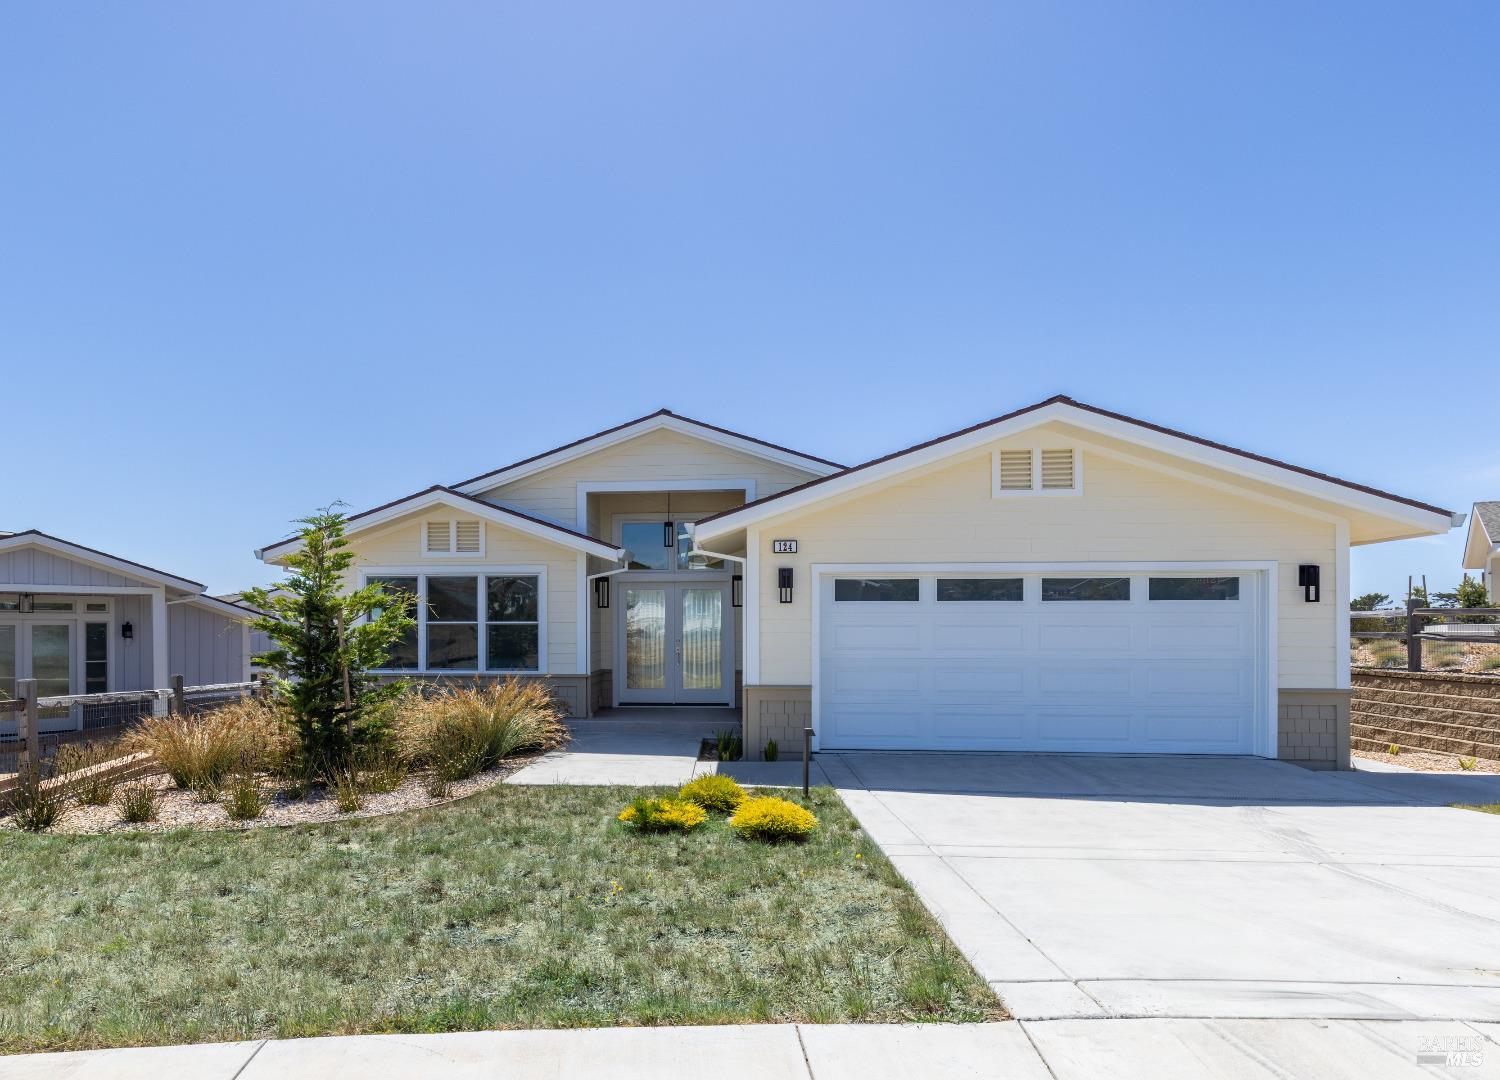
[151,587,169,714]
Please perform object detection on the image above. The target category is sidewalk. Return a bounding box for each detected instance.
[5,1020,1497,1079]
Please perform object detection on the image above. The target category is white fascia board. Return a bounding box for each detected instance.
[257,491,623,562]
[696,402,1456,543]
[0,533,203,592]
[452,415,841,497]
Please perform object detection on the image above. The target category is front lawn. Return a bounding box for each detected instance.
[0,785,1000,1053]
[1457,803,1500,815]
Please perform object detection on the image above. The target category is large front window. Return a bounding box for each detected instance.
[370,574,540,673]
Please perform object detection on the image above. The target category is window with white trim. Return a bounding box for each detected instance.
[993,447,1080,496]
[423,520,484,556]
[370,573,540,672]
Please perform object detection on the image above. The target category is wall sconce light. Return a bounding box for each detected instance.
[121,621,134,640]
[594,579,610,609]
[732,574,743,608]
[778,567,794,604]
[18,594,33,614]
[663,520,676,549]
[1298,564,1321,603]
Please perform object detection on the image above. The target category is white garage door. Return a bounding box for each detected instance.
[818,571,1264,754]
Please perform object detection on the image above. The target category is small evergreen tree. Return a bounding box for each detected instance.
[1350,592,1391,612]
[243,510,415,773]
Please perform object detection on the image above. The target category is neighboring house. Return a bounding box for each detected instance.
[256,397,1460,771]
[216,590,283,665]
[1462,501,1500,601]
[0,531,256,726]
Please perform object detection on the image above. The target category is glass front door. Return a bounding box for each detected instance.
[617,580,732,704]
[29,624,73,698]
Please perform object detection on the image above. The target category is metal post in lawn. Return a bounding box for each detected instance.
[802,726,814,797]
[16,678,36,771]
[1406,598,1422,672]
[171,674,186,716]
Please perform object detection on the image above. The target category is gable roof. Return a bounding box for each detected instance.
[0,531,261,621]
[450,409,845,495]
[255,486,625,563]
[1474,502,1500,544]
[0,530,205,591]
[1462,501,1500,569]
[693,395,1459,543]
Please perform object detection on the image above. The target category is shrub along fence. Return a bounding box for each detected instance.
[1350,669,1500,760]
[0,676,265,789]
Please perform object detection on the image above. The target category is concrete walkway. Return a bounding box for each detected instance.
[505,710,832,787]
[7,1019,1499,1079]
[821,751,1500,1025]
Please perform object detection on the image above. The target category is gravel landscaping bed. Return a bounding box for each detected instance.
[1353,747,1500,773]
[0,753,545,835]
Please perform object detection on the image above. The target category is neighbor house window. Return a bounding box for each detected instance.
[834,579,920,602]
[371,573,541,672]
[1149,577,1240,601]
[1041,577,1130,601]
[937,578,1023,602]
[84,623,108,694]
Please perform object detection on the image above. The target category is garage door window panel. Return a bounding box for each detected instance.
[1041,577,1131,602]
[834,579,920,602]
[1148,577,1241,601]
[937,578,1023,602]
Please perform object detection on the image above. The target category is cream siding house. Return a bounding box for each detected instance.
[257,399,1458,771]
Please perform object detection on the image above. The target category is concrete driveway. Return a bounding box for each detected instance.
[821,753,1500,1022]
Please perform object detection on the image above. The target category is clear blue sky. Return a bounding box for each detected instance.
[4,3,1496,600]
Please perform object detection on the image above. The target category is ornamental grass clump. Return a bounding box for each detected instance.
[118,782,158,824]
[125,697,294,794]
[4,763,65,832]
[678,774,746,814]
[617,795,706,832]
[729,795,818,842]
[54,741,123,807]
[394,679,567,783]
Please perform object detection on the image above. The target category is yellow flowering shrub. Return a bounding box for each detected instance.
[617,796,707,832]
[728,796,818,842]
[678,774,747,813]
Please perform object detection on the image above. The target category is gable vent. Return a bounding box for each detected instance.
[425,521,452,553]
[1040,449,1076,490]
[454,520,482,552]
[998,450,1034,491]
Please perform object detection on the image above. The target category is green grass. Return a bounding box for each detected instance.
[0,785,999,1052]
[1456,803,1500,815]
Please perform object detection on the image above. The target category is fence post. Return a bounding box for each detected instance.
[171,674,186,716]
[802,726,815,797]
[1406,598,1422,672]
[16,678,36,770]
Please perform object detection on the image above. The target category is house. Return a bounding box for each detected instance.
[255,397,1460,770]
[1462,502,1500,601]
[0,531,256,722]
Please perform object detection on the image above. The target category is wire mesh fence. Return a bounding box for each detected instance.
[1,680,263,778]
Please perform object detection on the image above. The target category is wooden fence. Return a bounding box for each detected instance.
[1,675,264,782]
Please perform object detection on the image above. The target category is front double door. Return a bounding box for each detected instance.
[617,577,734,705]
